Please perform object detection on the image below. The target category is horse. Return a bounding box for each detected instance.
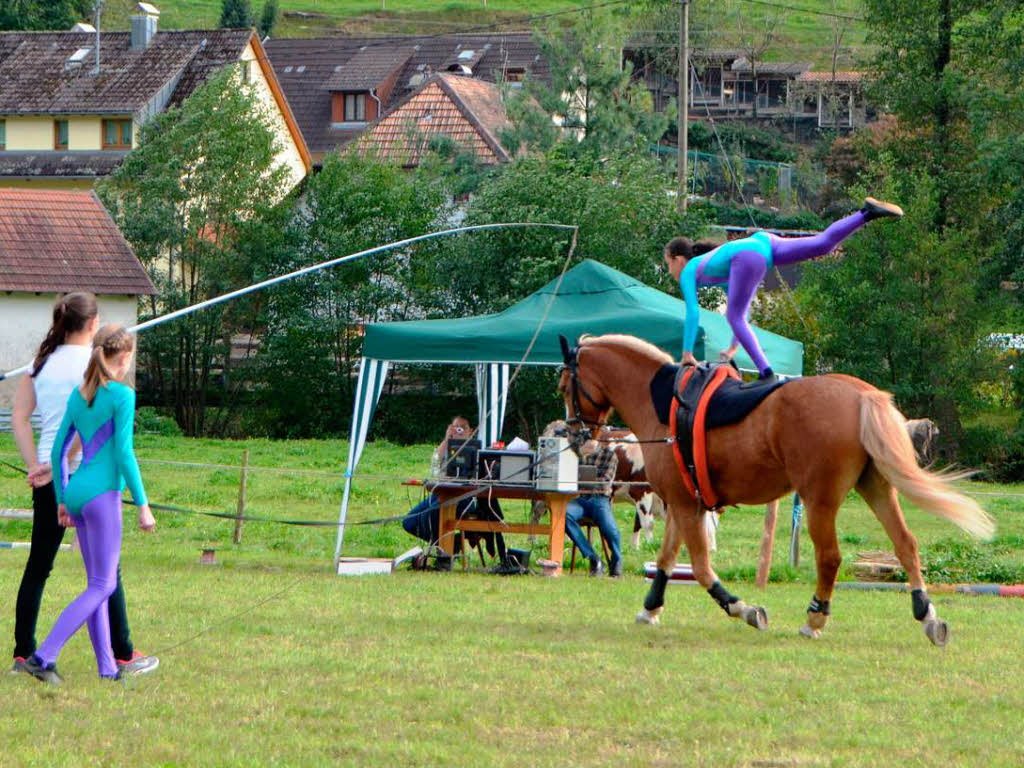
[530,420,667,549]
[557,334,993,645]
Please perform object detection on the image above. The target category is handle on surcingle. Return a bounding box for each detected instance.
[559,335,572,365]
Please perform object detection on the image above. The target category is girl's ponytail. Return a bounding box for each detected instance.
[81,325,134,406]
[31,292,98,377]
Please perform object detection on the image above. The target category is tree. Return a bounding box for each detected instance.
[0,0,90,29]
[501,9,670,156]
[99,67,292,436]
[219,0,253,29]
[252,152,448,437]
[258,0,278,38]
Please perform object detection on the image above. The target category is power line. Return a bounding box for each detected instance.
[732,0,864,22]
[300,0,637,54]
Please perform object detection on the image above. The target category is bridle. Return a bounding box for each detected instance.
[559,335,609,435]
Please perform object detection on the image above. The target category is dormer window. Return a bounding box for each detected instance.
[344,93,367,122]
[505,67,526,84]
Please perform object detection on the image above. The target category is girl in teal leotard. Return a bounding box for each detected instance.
[24,326,155,684]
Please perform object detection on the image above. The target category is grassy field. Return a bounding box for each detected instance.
[94,0,871,66]
[1,434,1022,766]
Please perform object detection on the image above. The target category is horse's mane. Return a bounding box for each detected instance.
[578,334,673,365]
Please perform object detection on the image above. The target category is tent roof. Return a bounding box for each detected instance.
[362,259,803,375]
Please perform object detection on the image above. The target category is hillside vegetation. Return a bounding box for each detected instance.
[98,0,869,67]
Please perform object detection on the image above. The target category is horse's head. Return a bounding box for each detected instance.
[557,334,613,440]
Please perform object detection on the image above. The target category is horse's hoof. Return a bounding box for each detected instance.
[923,618,949,647]
[635,608,661,625]
[743,605,769,630]
[799,624,821,639]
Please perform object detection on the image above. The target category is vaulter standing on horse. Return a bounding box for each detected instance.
[664,198,904,379]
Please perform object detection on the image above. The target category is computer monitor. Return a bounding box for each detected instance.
[445,439,481,479]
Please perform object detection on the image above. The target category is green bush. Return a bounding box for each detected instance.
[135,407,183,437]
[692,201,827,231]
[686,121,798,163]
[959,426,1024,482]
[921,537,1024,584]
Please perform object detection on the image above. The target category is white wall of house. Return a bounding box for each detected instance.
[0,293,138,409]
[242,42,307,192]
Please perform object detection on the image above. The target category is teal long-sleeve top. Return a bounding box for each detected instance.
[51,382,148,514]
[679,232,774,354]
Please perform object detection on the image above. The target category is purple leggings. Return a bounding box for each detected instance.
[730,210,866,374]
[35,491,122,678]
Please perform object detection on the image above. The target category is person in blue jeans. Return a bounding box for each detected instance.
[566,437,622,577]
[402,416,502,555]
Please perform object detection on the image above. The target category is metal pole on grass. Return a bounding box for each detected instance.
[234,449,249,545]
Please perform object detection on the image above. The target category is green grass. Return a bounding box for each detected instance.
[96,0,872,66]
[2,434,1023,766]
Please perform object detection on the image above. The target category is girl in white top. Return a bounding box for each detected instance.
[10,292,157,678]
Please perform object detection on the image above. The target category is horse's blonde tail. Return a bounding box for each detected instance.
[859,390,994,540]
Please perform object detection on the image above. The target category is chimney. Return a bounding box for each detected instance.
[130,2,160,51]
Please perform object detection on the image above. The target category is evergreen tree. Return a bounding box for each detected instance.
[0,0,90,30]
[258,0,278,38]
[501,10,669,157]
[219,0,253,29]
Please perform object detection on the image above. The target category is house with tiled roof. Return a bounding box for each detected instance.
[0,3,310,190]
[264,33,546,163]
[354,74,512,167]
[625,44,869,129]
[0,187,155,408]
[792,71,866,129]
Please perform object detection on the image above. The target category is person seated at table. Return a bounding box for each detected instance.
[566,435,622,577]
[402,416,501,554]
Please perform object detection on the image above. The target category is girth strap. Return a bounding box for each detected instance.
[669,364,739,509]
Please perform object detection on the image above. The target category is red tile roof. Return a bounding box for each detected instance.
[796,71,864,84]
[353,74,511,166]
[0,188,155,295]
[265,33,547,157]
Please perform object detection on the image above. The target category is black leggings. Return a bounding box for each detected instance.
[13,482,135,662]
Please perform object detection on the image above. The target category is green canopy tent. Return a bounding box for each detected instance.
[334,259,803,561]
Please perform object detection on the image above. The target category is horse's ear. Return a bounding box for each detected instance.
[559,335,571,364]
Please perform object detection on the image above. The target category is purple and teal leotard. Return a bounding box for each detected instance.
[680,210,868,375]
[34,382,146,678]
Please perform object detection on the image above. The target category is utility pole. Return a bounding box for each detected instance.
[678,0,689,212]
[93,0,103,75]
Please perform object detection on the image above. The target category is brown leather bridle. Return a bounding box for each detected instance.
[559,335,609,436]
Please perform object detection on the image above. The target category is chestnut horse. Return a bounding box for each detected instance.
[558,334,993,645]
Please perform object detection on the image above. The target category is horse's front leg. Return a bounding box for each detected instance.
[635,509,684,625]
[686,509,769,631]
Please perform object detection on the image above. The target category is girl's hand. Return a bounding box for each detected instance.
[681,351,699,367]
[718,346,738,363]
[27,463,53,489]
[57,505,75,528]
[138,505,156,533]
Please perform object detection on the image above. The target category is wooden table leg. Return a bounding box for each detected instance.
[438,493,457,557]
[547,496,567,577]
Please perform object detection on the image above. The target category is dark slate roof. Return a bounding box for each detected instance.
[264,33,547,158]
[730,58,812,76]
[0,150,129,178]
[321,46,414,91]
[0,188,155,295]
[0,29,253,114]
